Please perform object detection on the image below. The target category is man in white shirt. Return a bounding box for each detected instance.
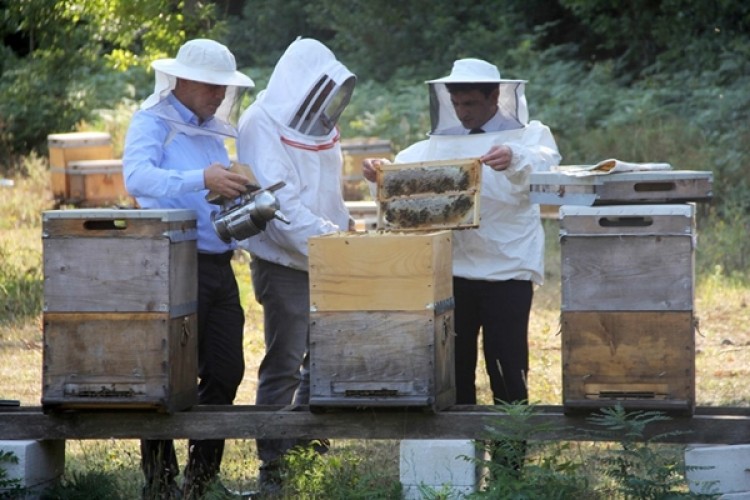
[364,58,561,409]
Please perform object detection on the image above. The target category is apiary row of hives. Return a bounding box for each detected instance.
[39,156,482,413]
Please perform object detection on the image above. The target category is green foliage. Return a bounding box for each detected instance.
[0,450,25,498]
[0,0,222,158]
[471,403,591,499]
[340,78,431,152]
[0,155,46,325]
[0,243,43,325]
[224,0,333,69]
[696,200,750,282]
[470,404,721,498]
[280,442,401,499]
[585,406,699,498]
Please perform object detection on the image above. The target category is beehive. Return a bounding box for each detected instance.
[560,204,695,312]
[309,230,453,312]
[41,209,198,412]
[308,230,455,410]
[559,204,696,414]
[48,132,114,202]
[66,159,131,207]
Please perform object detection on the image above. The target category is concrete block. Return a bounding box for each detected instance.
[721,492,750,499]
[0,440,65,498]
[400,439,487,499]
[685,444,750,496]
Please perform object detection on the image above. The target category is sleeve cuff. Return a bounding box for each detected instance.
[185,169,206,191]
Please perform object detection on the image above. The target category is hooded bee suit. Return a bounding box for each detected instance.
[236,38,354,477]
[237,38,353,269]
[395,58,561,406]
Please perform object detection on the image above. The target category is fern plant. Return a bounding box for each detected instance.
[585,405,716,499]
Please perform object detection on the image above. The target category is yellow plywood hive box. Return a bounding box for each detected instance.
[48,132,115,202]
[309,230,453,312]
[66,159,131,207]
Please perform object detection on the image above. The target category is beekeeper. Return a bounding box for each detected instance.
[236,37,355,494]
[122,38,255,498]
[364,58,561,409]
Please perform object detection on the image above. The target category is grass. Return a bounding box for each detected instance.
[2,153,750,497]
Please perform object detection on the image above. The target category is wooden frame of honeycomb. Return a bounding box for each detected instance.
[375,158,482,230]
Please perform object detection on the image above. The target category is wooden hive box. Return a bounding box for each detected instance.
[560,204,695,312]
[48,132,114,202]
[66,159,131,207]
[375,158,482,231]
[559,204,696,414]
[309,230,453,312]
[308,230,455,410]
[41,209,198,413]
[340,138,393,201]
[562,311,695,415]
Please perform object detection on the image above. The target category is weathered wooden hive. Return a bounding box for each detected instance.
[41,209,198,413]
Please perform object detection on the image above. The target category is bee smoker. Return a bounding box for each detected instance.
[211,181,290,242]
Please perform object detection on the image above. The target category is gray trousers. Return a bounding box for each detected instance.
[250,257,311,465]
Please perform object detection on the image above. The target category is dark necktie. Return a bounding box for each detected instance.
[469,128,484,134]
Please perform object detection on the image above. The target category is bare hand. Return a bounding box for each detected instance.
[362,158,389,182]
[204,163,250,199]
[481,145,513,171]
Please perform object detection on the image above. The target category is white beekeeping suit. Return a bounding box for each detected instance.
[236,39,355,491]
[237,38,354,270]
[396,59,561,283]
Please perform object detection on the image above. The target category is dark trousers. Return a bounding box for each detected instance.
[453,277,532,405]
[141,253,245,489]
[250,258,312,467]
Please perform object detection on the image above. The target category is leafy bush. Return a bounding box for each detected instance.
[280,442,402,499]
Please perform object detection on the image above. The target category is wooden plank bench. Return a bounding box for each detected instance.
[2,405,749,444]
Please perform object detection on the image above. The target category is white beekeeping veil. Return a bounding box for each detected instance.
[427,58,528,135]
[257,38,356,139]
